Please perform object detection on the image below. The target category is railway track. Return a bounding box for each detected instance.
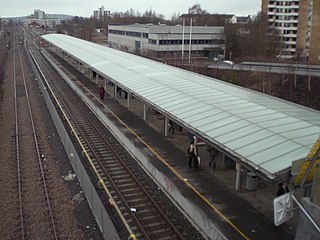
[28,38,201,239]
[13,30,58,239]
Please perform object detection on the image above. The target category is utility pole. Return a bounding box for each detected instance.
[182,18,185,61]
[188,18,192,64]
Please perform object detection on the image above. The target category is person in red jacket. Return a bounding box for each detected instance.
[99,85,105,100]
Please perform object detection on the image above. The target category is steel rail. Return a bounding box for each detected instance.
[34,46,185,239]
[13,29,25,240]
[17,39,58,240]
[28,47,138,240]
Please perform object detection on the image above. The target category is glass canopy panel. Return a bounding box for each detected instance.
[192,112,232,128]
[269,122,312,133]
[184,108,223,123]
[260,147,309,173]
[163,99,199,110]
[236,135,288,158]
[214,125,262,144]
[172,103,209,116]
[178,105,216,119]
[198,116,240,133]
[282,126,320,139]
[292,134,319,146]
[43,34,320,180]
[247,141,303,163]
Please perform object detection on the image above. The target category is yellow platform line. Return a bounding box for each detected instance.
[80,82,250,240]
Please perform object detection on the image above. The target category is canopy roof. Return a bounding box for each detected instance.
[42,34,320,181]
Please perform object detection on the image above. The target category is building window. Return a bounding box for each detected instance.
[148,39,157,44]
[142,33,148,38]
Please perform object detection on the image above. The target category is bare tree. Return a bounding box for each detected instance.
[225,12,281,61]
[188,4,208,15]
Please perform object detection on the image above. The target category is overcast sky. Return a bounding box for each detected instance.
[2,0,261,19]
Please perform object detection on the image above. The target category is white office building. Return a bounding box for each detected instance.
[108,24,225,60]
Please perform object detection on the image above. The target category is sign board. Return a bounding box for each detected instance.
[274,192,293,226]
[294,159,320,185]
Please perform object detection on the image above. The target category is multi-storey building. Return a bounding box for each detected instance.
[28,9,61,28]
[262,0,320,64]
[34,9,45,20]
[108,24,225,60]
[93,6,110,20]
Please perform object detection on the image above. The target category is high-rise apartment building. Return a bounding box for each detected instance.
[34,9,45,20]
[93,6,110,20]
[262,0,320,64]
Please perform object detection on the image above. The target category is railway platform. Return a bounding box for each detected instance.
[51,52,299,240]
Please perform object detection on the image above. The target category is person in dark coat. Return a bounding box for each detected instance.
[207,146,218,171]
[277,181,289,197]
[99,85,105,100]
[168,120,175,134]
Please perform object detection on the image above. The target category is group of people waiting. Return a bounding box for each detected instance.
[187,141,218,170]
[188,141,291,197]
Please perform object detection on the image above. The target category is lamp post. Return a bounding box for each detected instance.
[182,18,185,61]
[188,18,193,64]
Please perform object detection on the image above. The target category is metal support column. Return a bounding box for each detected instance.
[236,163,242,191]
[164,116,168,137]
[113,84,117,99]
[143,104,147,121]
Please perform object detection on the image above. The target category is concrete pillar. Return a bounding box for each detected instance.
[164,116,168,137]
[104,78,107,90]
[235,163,242,191]
[143,104,147,121]
[308,75,311,92]
[113,84,117,99]
[96,73,99,85]
[87,67,91,78]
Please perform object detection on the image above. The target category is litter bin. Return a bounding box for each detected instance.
[245,172,258,191]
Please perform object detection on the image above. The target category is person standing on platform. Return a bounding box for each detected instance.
[277,181,289,197]
[187,141,198,169]
[207,146,218,171]
[99,85,105,100]
[168,120,175,134]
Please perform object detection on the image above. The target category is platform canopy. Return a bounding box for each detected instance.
[42,34,320,181]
